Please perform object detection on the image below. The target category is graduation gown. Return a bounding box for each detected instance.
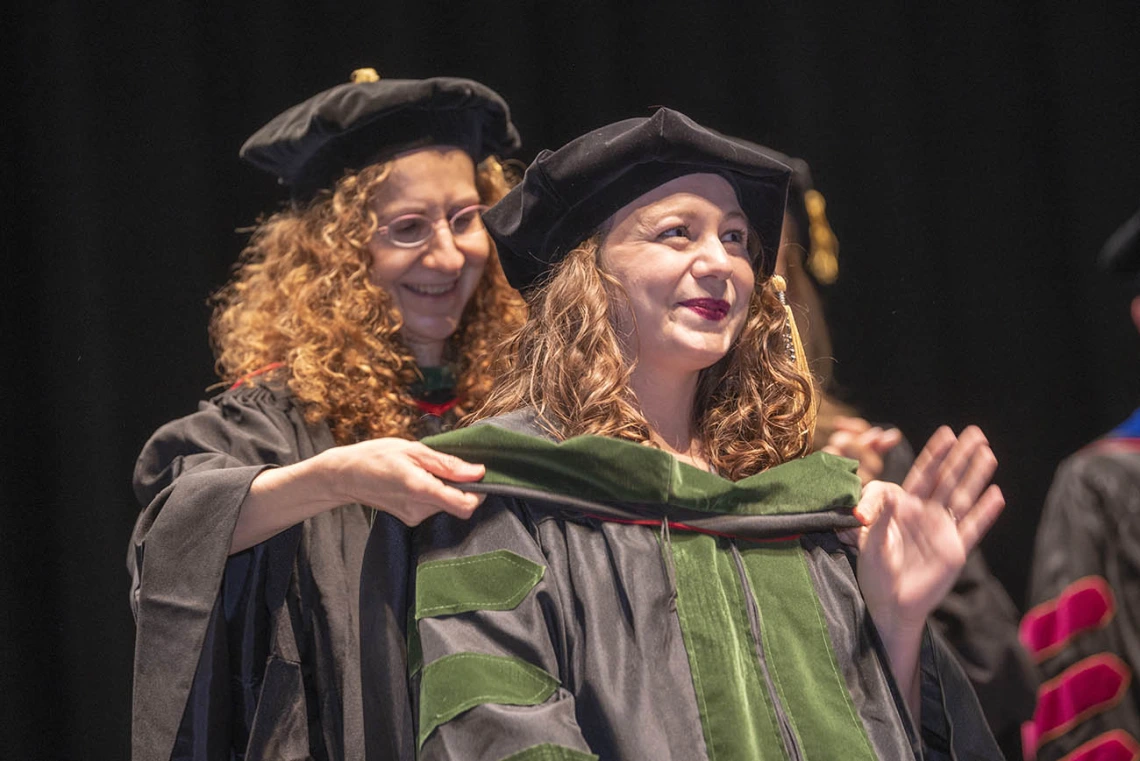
[360,411,1002,761]
[129,382,424,761]
[1021,409,1140,761]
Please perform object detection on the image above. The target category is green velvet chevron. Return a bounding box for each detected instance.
[415,549,545,620]
[499,744,599,761]
[418,653,560,749]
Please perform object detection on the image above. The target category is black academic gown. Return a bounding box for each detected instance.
[129,382,431,761]
[1023,416,1140,761]
[360,411,1003,761]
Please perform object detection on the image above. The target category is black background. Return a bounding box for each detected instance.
[4,2,1139,757]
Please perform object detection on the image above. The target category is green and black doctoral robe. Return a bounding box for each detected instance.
[359,411,1003,761]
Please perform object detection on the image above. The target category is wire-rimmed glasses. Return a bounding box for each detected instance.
[375,204,489,248]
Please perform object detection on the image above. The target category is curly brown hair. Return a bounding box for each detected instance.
[472,235,816,480]
[210,156,525,445]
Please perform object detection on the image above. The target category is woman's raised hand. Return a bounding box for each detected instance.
[839,426,1005,711]
[846,425,1004,628]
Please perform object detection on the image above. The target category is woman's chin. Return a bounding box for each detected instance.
[645,341,732,373]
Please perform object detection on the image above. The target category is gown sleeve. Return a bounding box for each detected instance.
[916,625,1009,760]
[928,549,1038,759]
[1022,451,1140,761]
[127,385,311,761]
[409,495,597,761]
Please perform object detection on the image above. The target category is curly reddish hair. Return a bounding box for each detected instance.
[472,235,816,480]
[210,156,525,445]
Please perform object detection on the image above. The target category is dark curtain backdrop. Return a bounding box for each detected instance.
[4,1,1138,757]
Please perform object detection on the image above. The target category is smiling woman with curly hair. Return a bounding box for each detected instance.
[127,72,524,761]
[474,233,815,479]
[370,109,1008,761]
[211,155,522,445]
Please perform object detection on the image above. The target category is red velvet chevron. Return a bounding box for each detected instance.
[1022,654,1132,758]
[1021,577,1116,663]
[1058,730,1140,761]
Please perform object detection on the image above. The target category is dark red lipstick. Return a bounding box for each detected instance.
[680,298,729,321]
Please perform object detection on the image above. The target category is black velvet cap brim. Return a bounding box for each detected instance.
[484,108,792,292]
[240,77,520,201]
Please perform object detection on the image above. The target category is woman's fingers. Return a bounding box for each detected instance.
[901,426,956,497]
[418,473,484,514]
[897,425,1001,540]
[409,490,485,523]
[928,426,987,507]
[824,427,903,485]
[408,447,488,518]
[872,427,904,453]
[344,439,488,526]
[821,428,855,457]
[832,416,872,434]
[853,480,895,526]
[945,444,998,522]
[954,484,1005,552]
[854,428,900,482]
[408,444,486,482]
[393,468,484,526]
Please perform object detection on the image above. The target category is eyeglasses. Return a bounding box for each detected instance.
[375,204,489,248]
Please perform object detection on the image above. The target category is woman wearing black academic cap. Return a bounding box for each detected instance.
[128,70,523,761]
[367,109,1007,759]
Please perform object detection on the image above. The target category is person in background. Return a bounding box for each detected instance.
[775,154,1039,759]
[1021,207,1140,761]
[128,71,523,761]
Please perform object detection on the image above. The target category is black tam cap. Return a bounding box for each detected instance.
[483,108,792,292]
[240,70,521,201]
[1099,207,1140,295]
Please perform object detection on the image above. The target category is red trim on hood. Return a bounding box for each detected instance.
[1086,437,1140,454]
[582,513,802,543]
[416,397,459,417]
[229,362,285,390]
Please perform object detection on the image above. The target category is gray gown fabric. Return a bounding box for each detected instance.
[359,411,1003,761]
[130,382,427,761]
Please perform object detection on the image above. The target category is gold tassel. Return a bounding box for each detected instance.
[803,189,839,285]
[350,67,381,84]
[771,274,818,447]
